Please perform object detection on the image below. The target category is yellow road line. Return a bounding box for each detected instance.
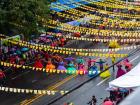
[20,74,77,105]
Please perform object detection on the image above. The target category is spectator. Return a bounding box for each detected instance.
[103,98,114,105]
[104,97,109,102]
[0,69,6,85]
[88,95,97,105]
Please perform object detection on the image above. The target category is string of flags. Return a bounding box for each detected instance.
[1,34,139,55]
[6,39,129,57]
[49,11,140,28]
[53,0,139,11]
[46,20,140,38]
[74,2,140,19]
[49,32,140,43]
[51,11,140,29]
[84,0,140,11]
[0,61,100,75]
[53,0,140,19]
[0,86,69,95]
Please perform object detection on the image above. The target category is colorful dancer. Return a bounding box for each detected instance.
[88,63,99,77]
[96,59,106,71]
[111,56,116,72]
[109,40,120,48]
[116,64,126,78]
[57,61,66,71]
[46,60,55,70]
[34,59,43,69]
[100,63,111,78]
[60,37,66,47]
[67,62,76,74]
[76,57,85,69]
[78,63,87,75]
[87,58,96,69]
[122,59,132,72]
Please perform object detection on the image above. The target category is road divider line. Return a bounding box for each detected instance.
[96,77,110,86]
[20,74,77,105]
[130,55,140,63]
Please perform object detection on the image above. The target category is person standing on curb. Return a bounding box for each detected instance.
[0,69,6,86]
[88,95,97,105]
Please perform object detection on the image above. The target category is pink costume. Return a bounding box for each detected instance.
[116,64,126,78]
[78,64,87,74]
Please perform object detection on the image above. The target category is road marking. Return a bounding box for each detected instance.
[130,55,140,63]
[96,77,110,86]
[20,74,77,105]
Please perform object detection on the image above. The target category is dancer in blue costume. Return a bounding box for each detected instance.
[57,61,66,71]
[88,63,100,77]
[67,62,76,74]
[96,59,106,71]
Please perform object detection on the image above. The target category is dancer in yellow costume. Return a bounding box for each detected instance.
[100,63,111,78]
[109,40,120,48]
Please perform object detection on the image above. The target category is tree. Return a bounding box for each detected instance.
[0,0,54,39]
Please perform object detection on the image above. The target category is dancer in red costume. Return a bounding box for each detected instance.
[34,59,43,69]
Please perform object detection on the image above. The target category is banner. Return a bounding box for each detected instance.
[0,35,21,45]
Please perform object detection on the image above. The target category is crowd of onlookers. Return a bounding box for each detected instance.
[86,87,133,105]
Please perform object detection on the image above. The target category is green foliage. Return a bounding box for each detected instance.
[0,0,53,38]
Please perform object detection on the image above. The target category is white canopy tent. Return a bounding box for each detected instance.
[109,62,140,88]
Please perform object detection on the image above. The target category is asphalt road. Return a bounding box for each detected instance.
[0,41,139,105]
[45,49,140,105]
[27,47,140,105]
[0,41,103,105]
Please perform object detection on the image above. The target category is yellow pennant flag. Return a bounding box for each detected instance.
[17,89,21,93]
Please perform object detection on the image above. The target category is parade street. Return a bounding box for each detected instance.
[0,0,140,105]
[0,41,139,105]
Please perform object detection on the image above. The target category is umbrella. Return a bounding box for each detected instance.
[21,47,29,52]
[73,32,81,37]
[16,50,21,55]
[64,57,74,61]
[56,33,62,37]
[13,53,17,55]
[122,60,132,67]
[46,35,54,38]
[40,34,46,37]
[103,101,114,105]
[123,62,132,67]
[105,87,117,91]
[119,88,128,93]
